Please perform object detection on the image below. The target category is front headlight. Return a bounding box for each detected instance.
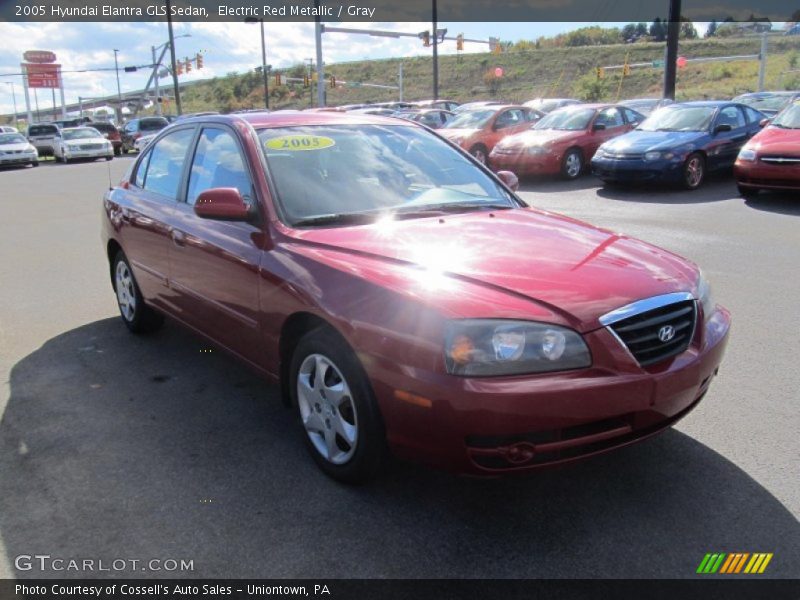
[444,319,591,376]
[644,151,661,161]
[696,272,715,319]
[738,148,756,161]
[527,145,547,155]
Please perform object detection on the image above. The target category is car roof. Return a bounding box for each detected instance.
[62,126,100,131]
[181,111,418,130]
[667,101,734,108]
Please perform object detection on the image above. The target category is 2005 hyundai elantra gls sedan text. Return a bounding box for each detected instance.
[101,112,730,483]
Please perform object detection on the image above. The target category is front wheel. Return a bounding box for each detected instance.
[561,148,583,179]
[290,327,386,483]
[112,251,164,334]
[105,156,113,161]
[682,153,705,190]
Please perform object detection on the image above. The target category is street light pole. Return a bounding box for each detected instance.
[166,0,183,115]
[432,0,439,99]
[113,49,122,123]
[4,82,19,129]
[245,17,270,109]
[152,46,162,115]
[663,0,682,100]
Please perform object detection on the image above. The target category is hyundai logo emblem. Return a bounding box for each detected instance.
[658,325,676,343]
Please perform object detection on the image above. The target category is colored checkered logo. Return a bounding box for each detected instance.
[697,553,773,574]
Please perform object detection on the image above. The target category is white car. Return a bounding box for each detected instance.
[133,133,157,152]
[0,125,19,133]
[0,132,39,167]
[54,127,114,163]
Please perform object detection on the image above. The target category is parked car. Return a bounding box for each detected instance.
[734,100,800,196]
[0,125,19,133]
[54,127,114,163]
[439,105,544,163]
[523,98,583,113]
[396,108,454,129]
[133,133,157,152]
[591,101,766,189]
[0,131,39,167]
[490,104,644,179]
[619,98,674,116]
[346,108,398,117]
[732,91,800,118]
[120,116,170,153]
[27,123,61,156]
[88,121,123,155]
[452,101,506,113]
[102,112,729,482]
[412,99,460,112]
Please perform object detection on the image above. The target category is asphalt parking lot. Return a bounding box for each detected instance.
[0,158,798,579]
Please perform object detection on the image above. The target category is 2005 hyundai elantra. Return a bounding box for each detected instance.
[101,112,730,483]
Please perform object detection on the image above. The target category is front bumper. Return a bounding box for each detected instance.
[735,159,800,191]
[63,147,113,159]
[0,152,38,165]
[490,151,561,176]
[369,306,731,475]
[591,156,684,183]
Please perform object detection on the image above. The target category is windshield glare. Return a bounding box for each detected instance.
[258,125,517,225]
[444,109,495,129]
[0,133,27,145]
[638,106,715,132]
[534,108,595,131]
[736,95,790,112]
[772,103,800,129]
[63,128,101,140]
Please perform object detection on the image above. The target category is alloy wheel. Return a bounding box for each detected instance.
[115,261,137,322]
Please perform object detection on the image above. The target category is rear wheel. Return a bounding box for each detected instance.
[105,156,113,161]
[30,161,38,167]
[112,251,164,334]
[561,148,583,179]
[682,153,705,190]
[470,144,488,165]
[290,327,386,483]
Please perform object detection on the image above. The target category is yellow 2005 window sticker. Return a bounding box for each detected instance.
[265,135,336,151]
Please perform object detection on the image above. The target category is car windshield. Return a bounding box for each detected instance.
[638,106,716,132]
[0,133,27,145]
[771,103,800,129]
[735,94,791,112]
[443,109,495,129]
[534,107,595,131]
[258,124,518,226]
[63,128,101,140]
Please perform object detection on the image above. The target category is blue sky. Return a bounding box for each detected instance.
[1,21,677,114]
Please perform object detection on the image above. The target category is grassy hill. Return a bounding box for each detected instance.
[180,36,800,112]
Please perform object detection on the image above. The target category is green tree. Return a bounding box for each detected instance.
[650,18,666,41]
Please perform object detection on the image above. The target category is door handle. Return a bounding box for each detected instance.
[170,229,186,246]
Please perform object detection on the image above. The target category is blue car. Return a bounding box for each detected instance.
[591,101,767,189]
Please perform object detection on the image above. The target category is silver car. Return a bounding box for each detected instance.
[0,132,39,167]
[27,123,61,156]
[54,127,114,163]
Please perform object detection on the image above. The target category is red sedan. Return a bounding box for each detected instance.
[102,112,730,482]
[490,104,644,179]
[438,104,543,164]
[734,101,800,196]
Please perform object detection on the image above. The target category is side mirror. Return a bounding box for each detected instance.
[194,188,251,221]
[759,118,771,128]
[714,123,733,133]
[593,123,607,131]
[496,170,519,192]
[630,121,640,128]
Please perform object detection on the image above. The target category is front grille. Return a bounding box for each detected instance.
[760,155,800,165]
[80,143,103,150]
[604,152,644,160]
[608,299,696,366]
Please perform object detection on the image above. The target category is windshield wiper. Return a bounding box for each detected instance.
[394,202,514,218]
[291,212,379,227]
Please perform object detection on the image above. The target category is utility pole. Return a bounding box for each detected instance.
[432,0,438,99]
[113,49,122,122]
[398,63,403,101]
[315,0,325,107]
[165,0,182,115]
[260,19,269,109]
[4,82,18,129]
[663,0,681,100]
[757,32,768,92]
[152,46,162,115]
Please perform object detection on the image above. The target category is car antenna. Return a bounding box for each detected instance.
[107,160,113,191]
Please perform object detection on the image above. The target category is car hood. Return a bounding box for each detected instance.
[496,128,580,149]
[439,128,478,140]
[747,125,800,154]
[285,208,698,331]
[603,130,704,153]
[0,142,34,152]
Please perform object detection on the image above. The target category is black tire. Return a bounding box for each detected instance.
[469,144,488,165]
[112,251,164,334]
[682,152,705,190]
[561,148,584,179]
[289,327,386,484]
[31,161,39,168]
[122,145,129,154]
[737,184,759,199]
[114,147,121,156]
[105,156,113,161]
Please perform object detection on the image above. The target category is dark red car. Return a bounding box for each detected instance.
[102,112,730,482]
[89,121,123,156]
[438,105,543,164]
[734,101,800,196]
[490,104,644,179]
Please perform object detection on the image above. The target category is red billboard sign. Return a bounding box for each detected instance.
[24,63,61,88]
[23,50,57,64]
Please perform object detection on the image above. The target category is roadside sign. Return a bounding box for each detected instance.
[24,63,61,88]
[652,59,665,68]
[23,50,56,64]
[494,67,504,78]
[677,56,688,68]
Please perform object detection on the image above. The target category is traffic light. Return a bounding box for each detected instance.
[329,75,336,88]
[421,31,430,47]
[596,67,605,79]
[184,58,192,73]
[176,61,183,76]
[623,64,631,76]
[274,73,282,85]
[456,34,464,51]
[196,53,203,69]
[303,74,310,88]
